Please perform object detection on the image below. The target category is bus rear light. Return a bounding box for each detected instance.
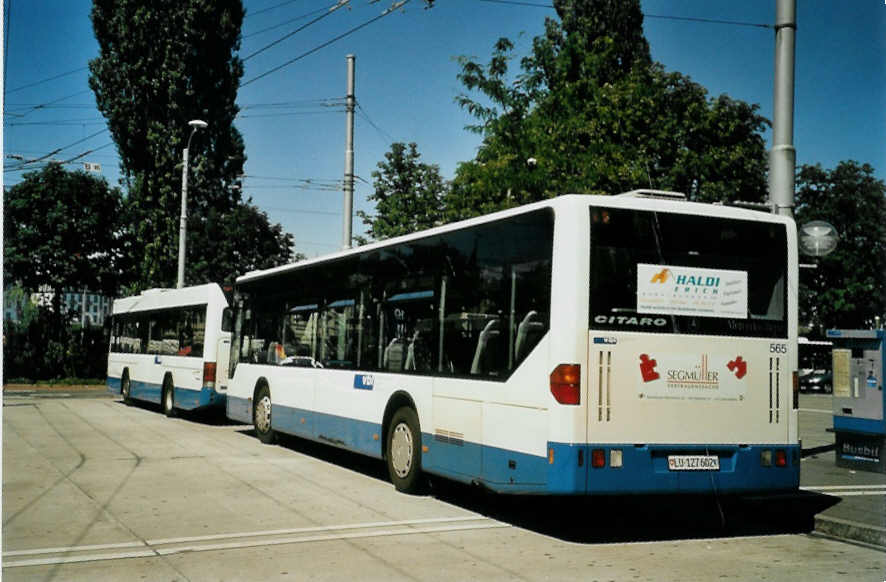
[550,364,581,405]
[761,450,772,467]
[203,362,217,389]
[591,449,605,468]
[775,449,787,467]
[610,448,623,468]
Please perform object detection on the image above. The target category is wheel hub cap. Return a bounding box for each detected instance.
[391,423,413,478]
[256,397,271,433]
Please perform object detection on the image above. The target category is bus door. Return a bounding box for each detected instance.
[216,334,231,391]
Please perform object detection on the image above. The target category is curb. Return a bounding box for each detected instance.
[814,515,886,549]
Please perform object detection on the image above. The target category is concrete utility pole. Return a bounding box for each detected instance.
[177,119,208,289]
[769,0,797,217]
[342,54,356,249]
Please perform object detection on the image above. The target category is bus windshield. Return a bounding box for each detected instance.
[589,207,787,338]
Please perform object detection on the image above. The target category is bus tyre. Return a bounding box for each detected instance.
[386,407,424,494]
[162,377,177,418]
[121,372,132,405]
[253,386,276,444]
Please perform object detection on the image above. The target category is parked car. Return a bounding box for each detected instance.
[799,369,832,393]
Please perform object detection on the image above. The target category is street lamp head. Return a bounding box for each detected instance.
[188,119,208,130]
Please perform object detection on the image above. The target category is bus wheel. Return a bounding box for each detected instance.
[253,386,276,444]
[386,407,424,494]
[162,377,177,418]
[121,372,132,405]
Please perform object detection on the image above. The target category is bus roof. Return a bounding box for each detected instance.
[112,283,226,314]
[238,193,795,285]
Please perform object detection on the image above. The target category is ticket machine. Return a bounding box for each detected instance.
[827,329,885,473]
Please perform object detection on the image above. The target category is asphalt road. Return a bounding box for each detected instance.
[3,391,884,581]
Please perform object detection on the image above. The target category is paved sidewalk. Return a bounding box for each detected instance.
[799,397,886,548]
[5,386,883,547]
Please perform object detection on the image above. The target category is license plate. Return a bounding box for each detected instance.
[667,455,720,471]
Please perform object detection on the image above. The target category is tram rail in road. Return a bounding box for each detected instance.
[3,516,508,569]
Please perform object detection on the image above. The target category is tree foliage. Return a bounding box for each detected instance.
[447,0,768,220]
[89,0,292,290]
[795,161,886,333]
[189,200,299,281]
[357,142,447,240]
[4,164,126,298]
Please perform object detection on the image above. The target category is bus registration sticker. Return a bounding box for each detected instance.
[667,455,719,471]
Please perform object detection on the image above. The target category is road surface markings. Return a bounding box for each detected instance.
[802,484,886,497]
[3,515,510,568]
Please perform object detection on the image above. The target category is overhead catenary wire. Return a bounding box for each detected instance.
[476,0,773,29]
[356,101,396,144]
[59,141,115,164]
[242,174,342,183]
[242,0,349,62]
[5,99,347,127]
[246,0,302,19]
[3,0,11,95]
[241,0,410,88]
[6,89,95,118]
[4,127,110,172]
[5,66,89,95]
[6,118,108,127]
[244,5,334,40]
[263,205,341,215]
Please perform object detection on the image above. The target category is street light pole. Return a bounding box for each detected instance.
[177,119,208,289]
[769,0,797,217]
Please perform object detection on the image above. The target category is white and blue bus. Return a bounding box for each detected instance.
[107,284,231,415]
[226,192,799,495]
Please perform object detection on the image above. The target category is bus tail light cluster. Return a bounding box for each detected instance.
[203,362,217,390]
[761,449,788,467]
[589,448,623,469]
[550,364,580,405]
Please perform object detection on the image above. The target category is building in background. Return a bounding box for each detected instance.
[4,285,112,327]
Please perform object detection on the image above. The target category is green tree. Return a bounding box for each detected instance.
[795,161,886,333]
[4,164,126,301]
[188,200,298,284]
[89,0,292,289]
[357,142,447,240]
[447,0,768,220]
[3,164,126,380]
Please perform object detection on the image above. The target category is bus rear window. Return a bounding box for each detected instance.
[589,207,787,338]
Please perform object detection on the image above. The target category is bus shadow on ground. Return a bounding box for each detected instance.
[115,398,244,427]
[235,429,840,544]
[431,481,840,544]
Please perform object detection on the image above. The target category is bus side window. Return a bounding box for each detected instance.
[238,309,254,363]
[382,290,436,373]
[319,300,356,369]
[284,305,319,365]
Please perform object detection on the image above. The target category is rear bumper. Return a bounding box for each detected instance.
[546,442,801,495]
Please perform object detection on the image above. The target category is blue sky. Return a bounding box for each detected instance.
[4,0,885,258]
